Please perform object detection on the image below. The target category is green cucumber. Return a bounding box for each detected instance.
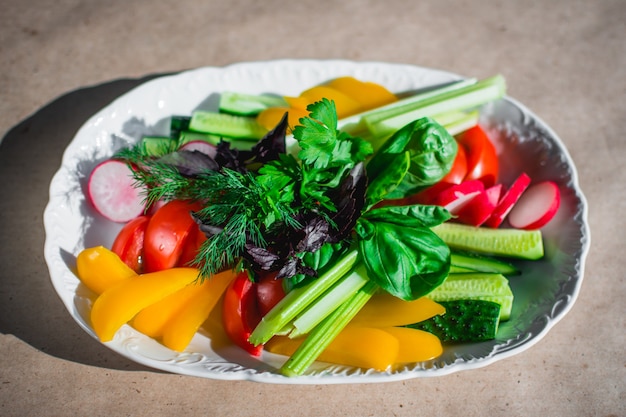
[170,116,191,139]
[451,250,520,275]
[428,273,513,320]
[189,111,268,139]
[178,131,257,151]
[432,222,544,260]
[407,299,501,343]
[140,136,177,157]
[219,92,287,116]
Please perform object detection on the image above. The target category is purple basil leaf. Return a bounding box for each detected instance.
[157,150,219,177]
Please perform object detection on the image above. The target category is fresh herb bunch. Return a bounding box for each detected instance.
[117,100,372,282]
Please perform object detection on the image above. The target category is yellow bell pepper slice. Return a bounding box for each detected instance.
[350,293,445,327]
[327,76,398,110]
[76,246,137,294]
[131,281,204,338]
[160,269,237,351]
[380,326,443,363]
[256,106,310,132]
[266,325,400,371]
[90,267,200,342]
[297,85,364,118]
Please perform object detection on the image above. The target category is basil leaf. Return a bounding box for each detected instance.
[366,117,457,200]
[357,217,450,301]
[363,204,452,228]
[365,151,410,207]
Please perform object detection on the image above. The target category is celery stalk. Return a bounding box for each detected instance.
[364,75,505,138]
[288,263,370,338]
[249,249,359,346]
[280,281,379,377]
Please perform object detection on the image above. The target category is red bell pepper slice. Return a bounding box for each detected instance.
[222,271,263,356]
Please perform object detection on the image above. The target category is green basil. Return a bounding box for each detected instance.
[366,117,457,201]
[356,215,450,301]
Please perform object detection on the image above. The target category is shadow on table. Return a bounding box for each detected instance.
[0,73,175,372]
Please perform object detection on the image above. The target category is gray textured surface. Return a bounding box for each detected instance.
[1,1,624,415]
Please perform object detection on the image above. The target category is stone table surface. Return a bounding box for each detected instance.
[1,1,624,416]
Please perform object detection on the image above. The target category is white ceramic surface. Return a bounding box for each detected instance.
[43,60,590,384]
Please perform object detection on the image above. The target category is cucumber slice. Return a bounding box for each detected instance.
[170,116,191,139]
[189,111,268,139]
[140,136,177,157]
[219,92,287,116]
[428,273,513,320]
[432,222,544,260]
[407,299,501,343]
[177,131,257,151]
[451,251,520,275]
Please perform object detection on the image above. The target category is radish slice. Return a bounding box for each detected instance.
[454,183,504,226]
[508,181,560,230]
[433,180,485,214]
[484,173,531,228]
[454,190,496,226]
[87,159,146,223]
[179,140,218,158]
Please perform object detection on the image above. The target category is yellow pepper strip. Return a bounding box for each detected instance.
[160,269,236,351]
[297,85,364,118]
[380,327,443,363]
[266,325,400,371]
[350,293,446,327]
[131,282,205,338]
[327,76,398,110]
[90,267,200,342]
[256,106,310,132]
[76,246,137,294]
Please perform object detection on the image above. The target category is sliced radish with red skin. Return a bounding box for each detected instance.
[179,140,218,158]
[433,180,485,214]
[485,184,503,206]
[508,181,560,230]
[454,190,497,226]
[483,173,532,228]
[454,183,504,226]
[87,159,146,223]
[409,182,456,205]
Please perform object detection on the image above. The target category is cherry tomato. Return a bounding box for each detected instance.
[142,200,203,273]
[457,125,499,187]
[222,271,263,356]
[440,141,468,184]
[256,271,286,317]
[111,215,150,273]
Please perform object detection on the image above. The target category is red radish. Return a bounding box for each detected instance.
[179,140,218,158]
[484,173,532,228]
[87,159,146,223]
[433,180,485,214]
[508,181,561,230]
[454,184,502,226]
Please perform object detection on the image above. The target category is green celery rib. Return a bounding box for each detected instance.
[365,75,505,138]
[360,78,478,126]
[248,249,359,346]
[280,281,379,377]
[288,263,369,339]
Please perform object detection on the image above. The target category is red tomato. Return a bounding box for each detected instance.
[222,271,263,356]
[256,271,286,317]
[457,125,499,187]
[111,215,150,273]
[177,225,208,268]
[440,141,468,184]
[142,200,203,273]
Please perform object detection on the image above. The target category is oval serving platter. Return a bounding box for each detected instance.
[43,60,590,384]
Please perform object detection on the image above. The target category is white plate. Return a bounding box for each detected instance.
[43,60,590,384]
